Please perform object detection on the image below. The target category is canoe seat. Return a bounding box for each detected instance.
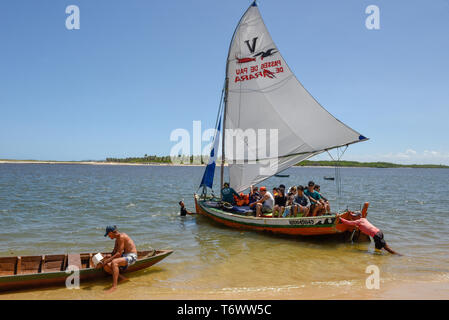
[67,254,82,270]
[0,257,16,276]
[20,256,42,275]
[43,255,66,272]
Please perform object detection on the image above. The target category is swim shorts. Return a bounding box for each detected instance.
[373,231,386,250]
[119,253,137,271]
[261,205,273,213]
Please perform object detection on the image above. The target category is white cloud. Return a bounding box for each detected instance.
[424,150,440,157]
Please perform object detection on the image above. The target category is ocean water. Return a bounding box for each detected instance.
[0,163,448,299]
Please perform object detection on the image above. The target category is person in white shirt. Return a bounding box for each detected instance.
[254,186,274,217]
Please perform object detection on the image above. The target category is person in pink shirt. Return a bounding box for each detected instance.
[337,212,399,255]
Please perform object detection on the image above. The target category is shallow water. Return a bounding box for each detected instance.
[0,164,448,299]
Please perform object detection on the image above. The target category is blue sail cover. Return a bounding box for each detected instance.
[200,116,222,189]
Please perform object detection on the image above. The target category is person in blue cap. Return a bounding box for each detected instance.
[97,225,138,293]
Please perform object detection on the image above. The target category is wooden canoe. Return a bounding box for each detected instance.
[194,194,370,237]
[0,249,173,292]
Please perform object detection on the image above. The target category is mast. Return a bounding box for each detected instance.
[220,1,257,192]
[220,77,228,191]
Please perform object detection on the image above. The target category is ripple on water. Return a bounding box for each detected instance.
[0,164,448,297]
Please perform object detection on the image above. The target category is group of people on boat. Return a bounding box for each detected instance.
[219,182,399,254]
[221,180,332,217]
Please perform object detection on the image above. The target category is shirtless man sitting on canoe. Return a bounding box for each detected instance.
[98,225,138,293]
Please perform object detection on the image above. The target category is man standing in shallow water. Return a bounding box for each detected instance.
[337,213,400,255]
[98,225,138,293]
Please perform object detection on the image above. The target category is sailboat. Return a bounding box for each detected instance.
[194,1,369,236]
[274,174,290,178]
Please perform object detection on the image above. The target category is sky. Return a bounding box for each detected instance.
[0,0,448,164]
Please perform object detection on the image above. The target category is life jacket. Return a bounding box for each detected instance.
[234,193,249,206]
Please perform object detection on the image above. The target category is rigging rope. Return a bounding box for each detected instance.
[326,145,348,212]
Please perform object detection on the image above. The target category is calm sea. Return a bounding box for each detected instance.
[0,163,448,299]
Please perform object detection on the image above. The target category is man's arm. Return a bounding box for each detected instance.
[305,192,318,204]
[257,194,269,204]
[293,196,302,206]
[102,238,124,266]
[307,196,317,204]
[111,240,118,256]
[292,196,298,206]
[314,192,323,204]
[338,217,359,226]
[305,196,311,207]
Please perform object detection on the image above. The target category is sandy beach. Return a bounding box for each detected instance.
[1,276,448,300]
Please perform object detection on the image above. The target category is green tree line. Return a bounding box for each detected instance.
[104,155,448,168]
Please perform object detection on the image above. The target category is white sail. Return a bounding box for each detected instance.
[224,2,367,192]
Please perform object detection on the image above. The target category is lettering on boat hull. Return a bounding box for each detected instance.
[288,217,335,226]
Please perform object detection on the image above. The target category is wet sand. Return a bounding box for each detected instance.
[1,279,448,300]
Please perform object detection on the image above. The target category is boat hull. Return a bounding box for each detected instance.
[194,194,367,236]
[0,250,173,292]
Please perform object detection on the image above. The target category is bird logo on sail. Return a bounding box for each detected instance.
[236,48,277,63]
[253,48,277,60]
